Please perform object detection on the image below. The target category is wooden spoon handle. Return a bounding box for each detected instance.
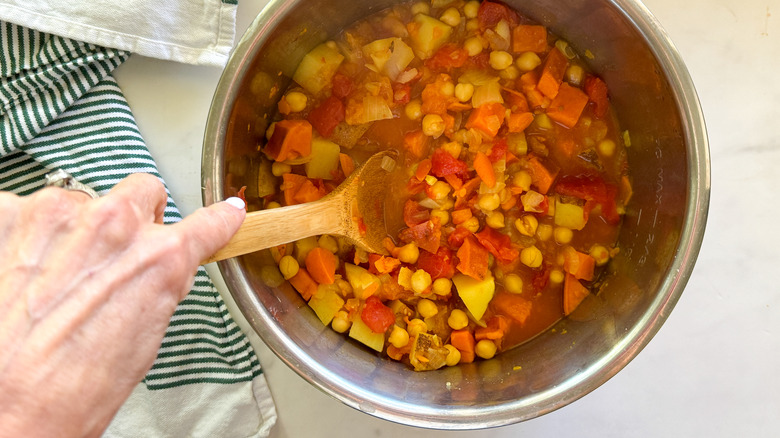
[202,197,344,264]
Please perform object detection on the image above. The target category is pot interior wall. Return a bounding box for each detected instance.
[216,0,691,425]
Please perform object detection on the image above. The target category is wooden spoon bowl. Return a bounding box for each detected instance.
[203,149,399,264]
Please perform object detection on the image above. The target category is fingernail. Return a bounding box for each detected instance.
[224,197,246,210]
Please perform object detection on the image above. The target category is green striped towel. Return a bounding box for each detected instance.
[0,22,276,437]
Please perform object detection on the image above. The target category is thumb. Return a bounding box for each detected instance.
[173,197,247,265]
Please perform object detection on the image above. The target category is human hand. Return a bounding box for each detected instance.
[0,173,246,438]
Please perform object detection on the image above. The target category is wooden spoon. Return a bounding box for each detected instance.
[202,149,399,264]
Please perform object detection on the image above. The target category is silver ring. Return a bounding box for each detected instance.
[44,169,100,199]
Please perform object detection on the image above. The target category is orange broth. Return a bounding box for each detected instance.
[246,0,631,371]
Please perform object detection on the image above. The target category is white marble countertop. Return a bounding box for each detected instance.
[113,0,779,436]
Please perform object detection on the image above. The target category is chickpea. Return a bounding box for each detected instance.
[486,211,505,229]
[271,161,291,177]
[466,18,479,31]
[430,180,452,200]
[417,299,439,318]
[266,201,282,209]
[589,244,611,266]
[441,80,455,97]
[407,318,428,337]
[464,36,483,56]
[411,1,429,15]
[448,309,469,330]
[554,227,574,245]
[536,224,553,241]
[475,339,497,359]
[440,7,461,27]
[398,243,420,264]
[455,82,475,103]
[515,215,538,237]
[318,235,339,253]
[489,51,514,71]
[278,255,300,280]
[432,277,453,296]
[549,269,565,284]
[598,139,616,157]
[463,1,480,18]
[520,246,544,268]
[389,325,410,348]
[512,170,532,191]
[504,274,523,294]
[478,193,501,211]
[461,216,480,233]
[445,344,462,366]
[566,64,585,86]
[284,91,307,112]
[405,99,423,120]
[499,65,520,80]
[516,51,542,72]
[411,269,433,294]
[430,209,450,226]
[331,311,351,333]
[422,113,446,138]
[442,141,463,159]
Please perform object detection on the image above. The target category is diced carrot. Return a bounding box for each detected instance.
[456,235,490,281]
[339,153,355,177]
[288,268,319,301]
[387,342,412,361]
[473,151,496,188]
[398,219,442,254]
[403,129,431,159]
[518,70,539,93]
[490,291,532,324]
[556,138,578,159]
[475,315,509,341]
[512,25,548,53]
[264,119,312,162]
[451,208,473,225]
[503,87,530,112]
[562,246,596,281]
[305,247,337,285]
[464,102,506,138]
[415,158,432,181]
[421,74,455,115]
[281,173,307,205]
[450,329,476,363]
[443,173,463,190]
[537,48,568,99]
[547,83,589,129]
[563,273,590,315]
[526,156,559,194]
[292,178,326,204]
[507,112,534,133]
[373,256,401,274]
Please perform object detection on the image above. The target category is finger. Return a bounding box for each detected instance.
[106,173,168,223]
[172,197,247,266]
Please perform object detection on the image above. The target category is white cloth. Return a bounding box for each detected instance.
[0,0,237,66]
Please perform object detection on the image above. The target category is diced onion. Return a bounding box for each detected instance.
[362,95,394,123]
[471,81,504,108]
[380,155,397,172]
[383,39,415,80]
[396,68,419,84]
[458,70,500,86]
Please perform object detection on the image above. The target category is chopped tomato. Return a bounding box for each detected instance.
[361,296,395,333]
[417,247,457,280]
[556,174,620,224]
[474,227,519,264]
[403,199,430,227]
[478,1,519,30]
[331,72,354,99]
[308,96,345,138]
[487,138,508,162]
[393,82,411,105]
[426,43,469,71]
[430,148,470,180]
[584,75,609,118]
[447,226,472,248]
[398,218,442,254]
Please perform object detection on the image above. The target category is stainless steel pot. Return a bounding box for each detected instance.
[202,0,710,429]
